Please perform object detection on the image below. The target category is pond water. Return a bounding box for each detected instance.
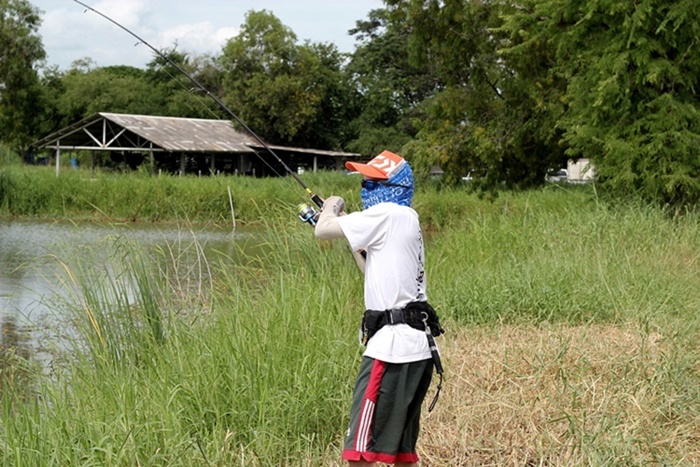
[0,219,250,357]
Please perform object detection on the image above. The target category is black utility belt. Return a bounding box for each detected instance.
[361,301,445,345]
[362,300,447,412]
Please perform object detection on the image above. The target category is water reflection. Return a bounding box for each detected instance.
[1,219,254,367]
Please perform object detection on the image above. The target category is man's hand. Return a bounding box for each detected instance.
[322,196,345,216]
[315,195,346,240]
[315,195,365,273]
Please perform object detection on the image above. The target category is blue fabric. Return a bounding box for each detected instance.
[360,163,414,209]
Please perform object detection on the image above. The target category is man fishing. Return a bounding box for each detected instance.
[315,150,443,466]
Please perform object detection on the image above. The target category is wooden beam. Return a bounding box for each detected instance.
[55,146,61,176]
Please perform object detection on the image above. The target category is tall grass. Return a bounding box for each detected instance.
[1,219,364,465]
[0,177,698,465]
[427,190,700,327]
[0,144,22,166]
[0,166,359,225]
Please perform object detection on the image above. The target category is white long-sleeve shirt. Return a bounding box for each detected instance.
[316,200,432,363]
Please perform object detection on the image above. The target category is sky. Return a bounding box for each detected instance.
[30,0,384,70]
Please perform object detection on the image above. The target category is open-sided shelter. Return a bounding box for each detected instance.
[32,112,361,176]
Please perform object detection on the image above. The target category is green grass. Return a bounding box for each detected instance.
[2,224,363,465]
[429,191,700,326]
[0,171,698,465]
[0,166,359,225]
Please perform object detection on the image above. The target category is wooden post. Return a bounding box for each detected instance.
[149,143,155,175]
[55,147,61,176]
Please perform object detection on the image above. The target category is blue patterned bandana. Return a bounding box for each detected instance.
[360,162,414,209]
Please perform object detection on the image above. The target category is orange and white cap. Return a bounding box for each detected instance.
[345,150,406,180]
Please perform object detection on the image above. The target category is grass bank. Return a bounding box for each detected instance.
[0,170,698,465]
[1,165,601,229]
[0,166,360,225]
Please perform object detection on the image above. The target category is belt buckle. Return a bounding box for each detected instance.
[387,308,405,325]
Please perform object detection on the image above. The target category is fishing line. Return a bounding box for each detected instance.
[145,53,220,119]
[73,0,324,210]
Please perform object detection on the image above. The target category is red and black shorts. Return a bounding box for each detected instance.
[342,357,433,464]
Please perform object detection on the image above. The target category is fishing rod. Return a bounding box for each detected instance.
[73,0,325,223]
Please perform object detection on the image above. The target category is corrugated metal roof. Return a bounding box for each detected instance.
[100,113,258,152]
[32,113,361,159]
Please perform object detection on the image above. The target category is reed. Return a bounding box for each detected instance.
[0,220,363,465]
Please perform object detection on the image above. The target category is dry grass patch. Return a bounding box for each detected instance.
[417,323,699,466]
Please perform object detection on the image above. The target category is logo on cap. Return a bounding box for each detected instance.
[346,150,405,179]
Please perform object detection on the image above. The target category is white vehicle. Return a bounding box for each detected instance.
[546,168,568,183]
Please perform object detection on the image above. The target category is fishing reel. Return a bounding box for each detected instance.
[297,203,319,226]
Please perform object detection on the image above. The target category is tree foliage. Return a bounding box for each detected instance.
[388,0,699,204]
[39,48,224,136]
[344,7,439,160]
[386,0,569,188]
[0,0,46,152]
[219,10,353,149]
[145,48,223,119]
[7,1,699,206]
[523,0,700,205]
[56,66,155,122]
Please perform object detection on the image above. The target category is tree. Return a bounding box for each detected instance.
[0,0,46,152]
[389,0,700,204]
[345,7,440,160]
[145,48,223,119]
[219,10,353,149]
[516,0,700,205]
[50,48,224,128]
[387,0,568,187]
[36,65,67,137]
[56,65,161,123]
